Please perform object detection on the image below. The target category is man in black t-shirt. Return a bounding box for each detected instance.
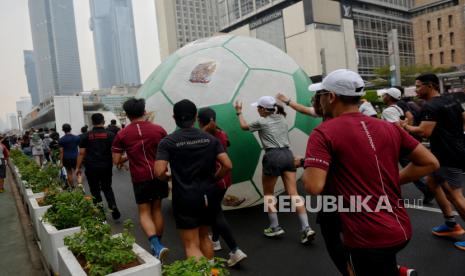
[403,73,465,251]
[76,113,120,220]
[155,99,232,259]
[106,119,121,135]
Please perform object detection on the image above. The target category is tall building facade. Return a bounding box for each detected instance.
[217,0,358,77]
[16,97,33,118]
[28,0,83,102]
[155,0,220,60]
[23,50,40,106]
[352,0,416,78]
[411,0,465,69]
[90,0,141,89]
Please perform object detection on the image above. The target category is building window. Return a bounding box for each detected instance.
[439,35,443,47]
[450,32,454,45]
[428,37,432,50]
[437,18,441,31]
[429,54,433,65]
[440,52,444,64]
[448,15,453,27]
[451,50,455,62]
[427,20,431,32]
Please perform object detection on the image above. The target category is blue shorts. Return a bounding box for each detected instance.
[431,167,465,189]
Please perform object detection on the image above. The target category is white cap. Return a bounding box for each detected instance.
[251,96,276,109]
[382,88,402,100]
[308,69,365,96]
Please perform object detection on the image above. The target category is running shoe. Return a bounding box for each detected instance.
[300,227,316,244]
[432,224,465,237]
[454,241,465,251]
[263,226,285,237]
[212,239,222,251]
[227,249,247,267]
[150,242,169,263]
[111,208,121,220]
[398,265,418,276]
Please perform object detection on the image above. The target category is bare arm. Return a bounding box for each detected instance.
[302,167,328,195]
[59,147,64,165]
[75,148,86,175]
[405,111,414,126]
[404,121,436,138]
[399,144,439,185]
[276,93,318,117]
[112,152,126,166]
[154,160,170,181]
[215,153,232,180]
[234,101,250,130]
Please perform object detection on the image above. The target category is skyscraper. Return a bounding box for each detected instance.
[23,50,40,106]
[28,0,83,102]
[155,0,220,60]
[90,0,141,89]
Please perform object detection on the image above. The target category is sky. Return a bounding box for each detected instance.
[0,0,161,130]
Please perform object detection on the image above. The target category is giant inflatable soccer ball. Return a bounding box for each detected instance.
[138,35,321,209]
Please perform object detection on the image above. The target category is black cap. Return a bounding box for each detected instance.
[198,107,216,126]
[173,99,197,127]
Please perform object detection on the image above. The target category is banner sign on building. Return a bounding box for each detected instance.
[250,10,282,30]
[341,0,353,19]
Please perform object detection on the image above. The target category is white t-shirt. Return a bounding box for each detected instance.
[382,105,404,123]
[359,101,377,117]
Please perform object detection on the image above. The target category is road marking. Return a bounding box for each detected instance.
[405,204,458,216]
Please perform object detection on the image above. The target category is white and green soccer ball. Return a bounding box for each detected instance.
[138,35,321,209]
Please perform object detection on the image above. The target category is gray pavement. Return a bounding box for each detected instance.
[96,169,465,276]
[0,168,45,276]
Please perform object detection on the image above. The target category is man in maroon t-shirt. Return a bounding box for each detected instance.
[112,98,169,262]
[302,69,439,276]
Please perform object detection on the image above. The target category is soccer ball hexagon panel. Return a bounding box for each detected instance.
[137,35,321,209]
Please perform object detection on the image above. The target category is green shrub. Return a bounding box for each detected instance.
[163,257,229,276]
[65,219,137,276]
[42,190,104,230]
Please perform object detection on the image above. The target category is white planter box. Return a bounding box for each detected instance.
[23,188,34,205]
[27,194,51,238]
[38,220,81,273]
[58,243,161,276]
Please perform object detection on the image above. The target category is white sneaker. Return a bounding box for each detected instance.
[227,249,247,267]
[300,227,316,244]
[212,239,222,251]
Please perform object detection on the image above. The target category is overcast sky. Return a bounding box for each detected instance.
[0,0,161,129]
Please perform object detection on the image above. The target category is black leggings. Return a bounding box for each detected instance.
[349,241,409,276]
[211,188,238,252]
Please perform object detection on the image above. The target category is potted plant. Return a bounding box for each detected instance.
[163,257,229,276]
[27,184,62,238]
[58,219,161,276]
[39,190,104,273]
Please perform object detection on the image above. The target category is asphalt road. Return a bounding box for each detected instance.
[83,168,465,276]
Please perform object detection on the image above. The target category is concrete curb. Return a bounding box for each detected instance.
[7,165,48,276]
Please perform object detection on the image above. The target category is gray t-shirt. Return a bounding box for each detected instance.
[249,114,290,149]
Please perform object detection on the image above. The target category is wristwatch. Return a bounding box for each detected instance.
[285,99,291,106]
[300,158,305,168]
[236,112,242,116]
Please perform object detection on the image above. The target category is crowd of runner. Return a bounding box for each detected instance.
[1,70,465,276]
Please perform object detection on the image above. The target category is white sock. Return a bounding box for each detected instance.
[298,213,310,231]
[268,212,279,228]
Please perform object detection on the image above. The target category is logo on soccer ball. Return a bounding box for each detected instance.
[189,61,217,84]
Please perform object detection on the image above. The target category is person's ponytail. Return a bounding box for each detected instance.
[275,103,287,117]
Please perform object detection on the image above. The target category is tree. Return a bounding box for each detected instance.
[372,64,456,87]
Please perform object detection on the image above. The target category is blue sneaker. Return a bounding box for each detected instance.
[432,224,465,237]
[150,242,169,263]
[454,241,465,251]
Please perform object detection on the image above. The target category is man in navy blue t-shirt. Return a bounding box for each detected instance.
[59,123,80,187]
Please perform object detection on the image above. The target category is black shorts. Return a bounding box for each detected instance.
[262,148,296,176]
[172,191,221,230]
[132,179,169,204]
[431,166,465,189]
[63,158,77,171]
[0,163,5,179]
